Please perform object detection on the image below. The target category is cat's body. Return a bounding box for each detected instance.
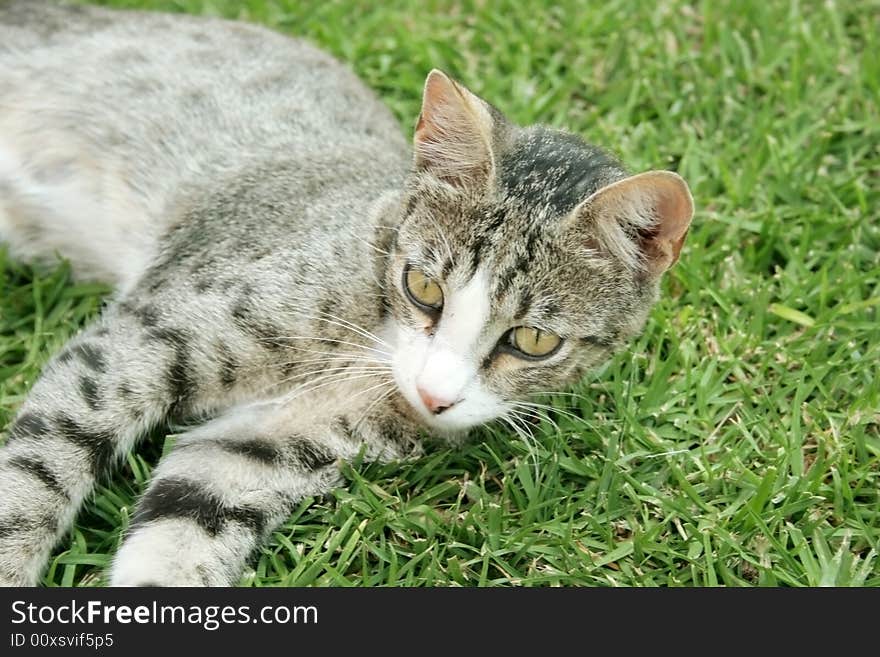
[0,1,693,586]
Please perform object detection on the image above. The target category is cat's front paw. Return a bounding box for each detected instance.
[0,541,45,587]
[110,560,226,587]
[0,572,27,587]
[0,565,41,587]
[109,574,200,587]
[110,521,235,587]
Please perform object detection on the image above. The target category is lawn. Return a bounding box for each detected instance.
[1,0,877,586]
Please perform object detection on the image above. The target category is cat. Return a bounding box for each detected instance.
[0,0,693,586]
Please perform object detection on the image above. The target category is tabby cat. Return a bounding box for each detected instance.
[0,1,693,586]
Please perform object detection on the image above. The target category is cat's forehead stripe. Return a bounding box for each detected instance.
[498,127,627,216]
[441,255,455,279]
[515,287,533,320]
[489,225,545,305]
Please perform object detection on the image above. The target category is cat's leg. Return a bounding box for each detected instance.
[110,398,413,586]
[0,305,200,586]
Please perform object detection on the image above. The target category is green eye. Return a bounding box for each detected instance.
[404,266,444,311]
[509,327,562,359]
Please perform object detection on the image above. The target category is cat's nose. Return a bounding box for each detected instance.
[417,386,456,415]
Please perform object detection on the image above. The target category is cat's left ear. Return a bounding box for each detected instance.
[413,70,497,189]
[571,170,694,276]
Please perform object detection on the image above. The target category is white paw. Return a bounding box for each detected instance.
[110,520,231,587]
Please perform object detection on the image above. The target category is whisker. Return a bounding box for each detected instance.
[279,371,390,405]
[507,406,541,426]
[508,406,561,433]
[275,354,387,368]
[279,344,391,362]
[506,412,538,445]
[499,414,541,482]
[353,383,398,429]
[252,356,390,397]
[275,365,393,388]
[510,400,587,426]
[257,335,392,358]
[284,365,387,390]
[530,403,600,431]
[348,379,397,407]
[276,362,393,387]
[309,309,391,348]
[277,307,392,348]
[527,390,590,401]
[277,370,377,396]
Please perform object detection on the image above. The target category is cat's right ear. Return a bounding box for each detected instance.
[413,70,496,189]
[570,170,694,277]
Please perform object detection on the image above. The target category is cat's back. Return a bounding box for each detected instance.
[0,1,409,284]
[1,0,403,147]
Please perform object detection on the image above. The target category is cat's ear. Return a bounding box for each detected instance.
[413,69,496,189]
[572,171,694,276]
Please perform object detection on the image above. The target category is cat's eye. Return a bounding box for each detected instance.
[507,327,562,359]
[403,266,444,313]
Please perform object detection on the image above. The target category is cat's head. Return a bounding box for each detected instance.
[383,70,693,434]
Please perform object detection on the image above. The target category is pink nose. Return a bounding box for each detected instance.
[417,386,456,415]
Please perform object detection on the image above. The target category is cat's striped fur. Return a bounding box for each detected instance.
[0,1,693,586]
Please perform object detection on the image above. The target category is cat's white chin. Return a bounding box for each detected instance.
[399,387,504,433]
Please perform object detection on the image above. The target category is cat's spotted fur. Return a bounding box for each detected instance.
[0,1,693,586]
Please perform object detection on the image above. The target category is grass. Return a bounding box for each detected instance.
[1,0,877,587]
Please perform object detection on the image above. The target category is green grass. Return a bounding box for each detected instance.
[1,0,878,587]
